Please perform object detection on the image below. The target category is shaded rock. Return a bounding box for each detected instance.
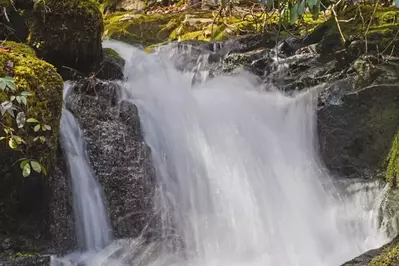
[65,79,157,240]
[318,83,399,179]
[28,0,104,77]
[0,42,64,261]
[0,255,50,266]
[0,5,29,41]
[97,48,126,80]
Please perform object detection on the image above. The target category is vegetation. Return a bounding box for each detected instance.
[0,41,63,178]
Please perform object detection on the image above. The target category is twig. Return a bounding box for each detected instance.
[210,6,223,41]
[365,0,379,53]
[331,0,346,43]
[382,28,399,55]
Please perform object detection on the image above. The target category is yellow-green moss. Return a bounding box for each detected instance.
[1,41,36,57]
[28,0,104,73]
[386,131,399,184]
[368,237,399,266]
[0,41,63,174]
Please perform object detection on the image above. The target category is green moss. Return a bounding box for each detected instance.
[103,10,327,47]
[103,12,185,45]
[368,236,399,266]
[386,131,399,185]
[1,41,36,57]
[103,47,125,66]
[0,41,63,174]
[28,0,104,74]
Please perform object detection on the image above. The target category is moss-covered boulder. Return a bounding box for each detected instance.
[28,0,104,76]
[0,41,63,257]
[97,48,125,80]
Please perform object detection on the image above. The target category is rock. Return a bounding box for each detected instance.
[28,0,104,77]
[342,235,399,266]
[0,255,50,266]
[65,79,158,240]
[318,83,399,179]
[0,3,29,41]
[97,48,125,80]
[0,41,63,261]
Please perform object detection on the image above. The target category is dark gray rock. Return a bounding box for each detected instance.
[66,79,157,240]
[0,255,50,266]
[318,83,399,179]
[97,48,126,80]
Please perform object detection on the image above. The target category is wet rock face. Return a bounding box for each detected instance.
[211,33,399,180]
[65,80,157,240]
[318,84,399,179]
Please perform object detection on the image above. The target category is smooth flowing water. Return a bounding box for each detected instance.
[100,41,389,266]
[54,41,390,266]
[51,83,113,265]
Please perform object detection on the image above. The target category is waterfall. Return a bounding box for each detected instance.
[52,40,391,266]
[50,83,113,265]
[99,41,390,266]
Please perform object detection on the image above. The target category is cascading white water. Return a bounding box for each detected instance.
[51,83,113,266]
[99,40,390,266]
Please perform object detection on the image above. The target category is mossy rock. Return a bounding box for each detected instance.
[367,235,399,266]
[28,0,104,76]
[97,48,125,80]
[0,41,63,249]
[0,41,63,171]
[386,131,399,185]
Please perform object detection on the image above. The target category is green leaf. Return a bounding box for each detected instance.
[10,96,15,102]
[16,96,21,104]
[311,1,320,20]
[298,0,305,16]
[30,161,42,173]
[0,79,6,91]
[12,135,24,144]
[8,138,17,149]
[306,0,317,8]
[41,165,47,176]
[27,118,40,123]
[40,136,45,143]
[20,91,33,97]
[21,96,27,106]
[16,112,26,128]
[290,2,299,24]
[41,125,46,132]
[20,160,29,169]
[22,163,31,177]
[34,124,41,132]
[0,136,5,141]
[266,0,273,10]
[44,124,51,131]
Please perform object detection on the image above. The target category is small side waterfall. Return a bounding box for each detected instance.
[51,83,112,265]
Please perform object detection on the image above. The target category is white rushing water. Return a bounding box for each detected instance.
[51,83,113,266]
[53,41,391,266]
[98,41,390,266]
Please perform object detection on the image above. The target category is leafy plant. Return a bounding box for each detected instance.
[0,76,48,178]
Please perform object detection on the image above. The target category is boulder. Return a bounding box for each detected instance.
[97,48,125,80]
[28,0,104,77]
[0,41,63,262]
[65,79,158,240]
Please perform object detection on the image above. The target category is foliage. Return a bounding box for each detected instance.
[0,41,63,178]
[0,76,48,177]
